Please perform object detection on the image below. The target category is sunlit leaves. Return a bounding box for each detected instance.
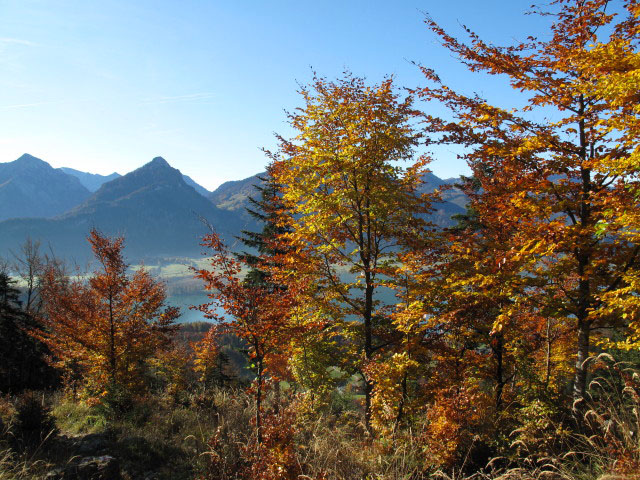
[36,229,178,399]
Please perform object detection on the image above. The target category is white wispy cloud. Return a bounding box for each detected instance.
[140,92,216,105]
[0,101,59,110]
[0,38,37,47]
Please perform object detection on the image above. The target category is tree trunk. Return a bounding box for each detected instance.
[493,332,505,413]
[256,356,263,444]
[545,319,552,388]
[108,292,116,385]
[573,96,592,407]
[573,319,590,404]
[393,371,408,435]
[363,276,374,434]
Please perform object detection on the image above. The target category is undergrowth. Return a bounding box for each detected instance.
[1,357,639,480]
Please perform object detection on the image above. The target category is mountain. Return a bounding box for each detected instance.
[0,156,469,263]
[59,167,121,192]
[182,175,210,197]
[209,173,264,211]
[0,157,247,261]
[416,172,468,215]
[62,166,210,198]
[0,154,91,221]
[208,173,265,226]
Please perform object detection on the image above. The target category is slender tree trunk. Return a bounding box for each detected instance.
[363,275,374,434]
[108,292,117,385]
[256,356,263,444]
[545,319,552,388]
[573,319,590,403]
[493,332,505,413]
[394,371,408,435]
[573,95,592,406]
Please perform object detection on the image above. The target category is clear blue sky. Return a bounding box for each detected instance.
[0,1,550,190]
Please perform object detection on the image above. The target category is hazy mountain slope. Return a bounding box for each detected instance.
[210,170,468,228]
[209,173,264,211]
[62,166,210,198]
[59,167,121,192]
[418,173,468,211]
[0,154,91,221]
[0,157,244,262]
[182,175,210,197]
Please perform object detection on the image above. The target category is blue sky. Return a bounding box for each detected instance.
[0,1,551,190]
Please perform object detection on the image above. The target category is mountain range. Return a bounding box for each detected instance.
[0,154,467,262]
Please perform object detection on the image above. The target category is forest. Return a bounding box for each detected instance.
[1,0,640,478]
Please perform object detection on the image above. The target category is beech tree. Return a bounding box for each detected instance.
[417,0,640,405]
[273,73,432,431]
[37,229,179,398]
[193,229,301,443]
[574,5,640,351]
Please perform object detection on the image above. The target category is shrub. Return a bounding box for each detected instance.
[11,391,57,451]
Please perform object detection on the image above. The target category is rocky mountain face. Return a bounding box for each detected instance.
[209,173,264,210]
[0,154,91,221]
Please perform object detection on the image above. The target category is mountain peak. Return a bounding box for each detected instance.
[149,156,170,167]
[15,153,48,168]
[83,156,185,206]
[0,154,90,220]
[137,156,181,180]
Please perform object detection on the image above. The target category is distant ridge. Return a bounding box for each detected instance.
[208,170,468,229]
[182,174,210,197]
[61,166,210,197]
[59,167,120,192]
[0,154,91,221]
[0,155,468,262]
[209,173,265,211]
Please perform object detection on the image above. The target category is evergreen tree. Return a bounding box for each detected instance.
[0,272,56,393]
[237,162,291,289]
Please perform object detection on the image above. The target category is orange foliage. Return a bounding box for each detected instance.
[417,0,640,406]
[421,386,490,470]
[36,229,178,398]
[193,230,300,442]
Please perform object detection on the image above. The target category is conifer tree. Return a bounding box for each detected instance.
[237,162,291,289]
[0,272,55,393]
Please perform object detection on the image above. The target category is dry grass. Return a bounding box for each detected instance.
[2,357,640,480]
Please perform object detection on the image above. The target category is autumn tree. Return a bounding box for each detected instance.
[273,73,432,432]
[193,229,299,443]
[417,0,640,406]
[37,229,179,399]
[574,4,640,352]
